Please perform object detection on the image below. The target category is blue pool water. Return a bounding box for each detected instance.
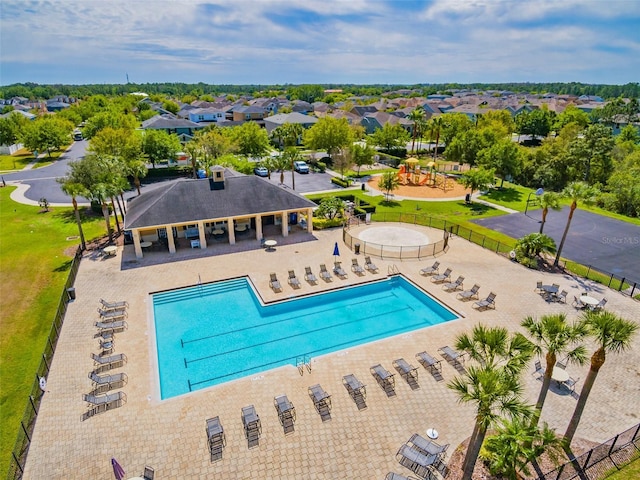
[153,276,458,399]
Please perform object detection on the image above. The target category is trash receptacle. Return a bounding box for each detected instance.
[361,183,366,191]
[67,287,76,300]
[354,243,361,254]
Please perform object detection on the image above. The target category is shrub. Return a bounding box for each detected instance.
[331,177,350,188]
[315,161,326,173]
[311,217,343,229]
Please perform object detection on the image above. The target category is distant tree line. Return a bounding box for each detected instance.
[1,82,638,103]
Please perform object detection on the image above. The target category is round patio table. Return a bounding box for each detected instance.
[103,246,117,256]
[551,366,570,383]
[264,240,277,251]
[580,295,599,307]
[426,428,439,440]
[140,241,152,248]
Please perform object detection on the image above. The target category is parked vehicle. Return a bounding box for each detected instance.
[73,130,83,141]
[294,161,309,173]
[254,166,269,177]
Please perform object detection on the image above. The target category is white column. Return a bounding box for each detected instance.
[306,208,313,232]
[133,229,143,259]
[255,215,263,241]
[227,218,236,245]
[198,221,207,249]
[167,226,176,253]
[281,212,289,237]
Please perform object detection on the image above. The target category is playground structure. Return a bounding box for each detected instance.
[397,158,457,192]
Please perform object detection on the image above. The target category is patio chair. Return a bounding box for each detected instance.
[370,364,396,396]
[572,296,586,309]
[304,266,318,284]
[473,292,497,310]
[342,374,367,410]
[438,346,465,368]
[351,258,365,275]
[89,371,127,393]
[97,308,128,320]
[241,405,262,447]
[287,270,301,289]
[430,268,452,284]
[142,466,155,480]
[554,290,568,303]
[396,444,439,479]
[442,275,464,292]
[393,358,419,385]
[535,281,544,293]
[308,384,331,421]
[456,284,480,301]
[408,433,449,458]
[319,264,333,282]
[206,416,226,461]
[99,298,128,311]
[532,360,545,379]
[420,261,440,276]
[416,351,443,376]
[555,359,567,369]
[333,261,348,278]
[91,353,127,373]
[269,273,282,292]
[94,320,128,334]
[563,376,579,393]
[593,298,607,311]
[274,394,296,434]
[81,391,127,421]
[364,256,378,273]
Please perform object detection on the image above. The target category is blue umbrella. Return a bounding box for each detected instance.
[333,241,340,260]
[111,458,126,480]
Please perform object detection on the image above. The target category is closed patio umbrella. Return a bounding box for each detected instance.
[111,457,126,480]
[333,241,340,260]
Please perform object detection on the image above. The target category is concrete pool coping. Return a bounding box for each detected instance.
[22,225,640,479]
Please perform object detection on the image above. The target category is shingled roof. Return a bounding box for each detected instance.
[124,172,317,230]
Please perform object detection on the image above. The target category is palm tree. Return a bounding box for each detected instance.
[553,181,598,267]
[126,159,148,196]
[450,365,533,480]
[521,314,588,425]
[58,179,87,250]
[563,311,638,446]
[450,324,534,480]
[408,107,425,154]
[537,191,561,234]
[514,233,556,266]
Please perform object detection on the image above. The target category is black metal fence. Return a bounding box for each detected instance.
[349,212,638,300]
[534,423,640,480]
[7,247,83,480]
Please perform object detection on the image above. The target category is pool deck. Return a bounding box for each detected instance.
[23,225,640,479]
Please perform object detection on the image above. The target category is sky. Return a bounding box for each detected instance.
[1,0,639,86]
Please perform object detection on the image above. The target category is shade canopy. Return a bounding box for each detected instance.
[405,157,420,164]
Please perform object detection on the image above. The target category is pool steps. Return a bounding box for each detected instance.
[154,278,246,305]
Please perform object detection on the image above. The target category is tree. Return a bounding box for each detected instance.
[408,106,425,153]
[162,100,180,115]
[450,325,534,480]
[481,418,565,480]
[126,159,148,195]
[290,84,324,103]
[281,147,302,188]
[536,191,562,233]
[369,123,410,152]
[270,123,304,149]
[566,123,614,185]
[514,233,557,266]
[196,127,234,165]
[477,138,521,188]
[230,121,270,157]
[553,181,598,266]
[0,111,29,146]
[553,105,591,131]
[57,179,88,249]
[141,130,181,168]
[446,129,489,166]
[315,196,344,219]
[440,113,473,149]
[304,117,353,159]
[459,167,495,198]
[521,314,588,425]
[563,311,638,446]
[515,109,554,142]
[351,143,375,177]
[82,110,138,139]
[378,171,400,201]
[332,147,353,180]
[21,116,74,157]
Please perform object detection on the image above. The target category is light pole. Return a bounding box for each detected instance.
[524,188,544,216]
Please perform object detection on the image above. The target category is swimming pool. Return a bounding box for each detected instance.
[153,276,458,399]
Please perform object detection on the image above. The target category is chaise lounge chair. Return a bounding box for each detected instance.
[416,351,443,378]
[351,258,365,275]
[89,371,128,393]
[438,346,466,368]
[304,266,318,284]
[91,352,127,373]
[420,261,440,276]
[287,270,301,289]
[81,391,127,421]
[442,275,464,292]
[333,261,348,278]
[274,394,296,434]
[269,273,282,292]
[396,444,439,479]
[473,292,497,310]
[99,298,128,311]
[319,264,333,282]
[342,374,367,410]
[456,284,480,301]
[95,320,128,334]
[430,268,452,284]
[97,308,127,320]
[393,358,419,386]
[308,384,332,421]
[408,433,449,459]
[241,405,262,447]
[370,364,396,396]
[206,416,226,461]
[364,256,378,273]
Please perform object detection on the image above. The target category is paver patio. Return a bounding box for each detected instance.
[22,224,640,479]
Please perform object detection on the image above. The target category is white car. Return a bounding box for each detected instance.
[294,161,309,174]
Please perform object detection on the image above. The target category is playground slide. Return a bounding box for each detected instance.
[419,175,430,186]
[398,165,406,175]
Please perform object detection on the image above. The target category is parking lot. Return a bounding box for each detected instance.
[255,169,346,194]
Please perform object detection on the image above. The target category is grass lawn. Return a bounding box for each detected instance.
[0,148,67,172]
[0,186,105,477]
[478,181,538,212]
[604,454,640,479]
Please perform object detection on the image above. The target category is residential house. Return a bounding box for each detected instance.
[141,114,205,141]
[263,112,318,134]
[186,107,227,124]
[231,105,267,122]
[360,111,413,134]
